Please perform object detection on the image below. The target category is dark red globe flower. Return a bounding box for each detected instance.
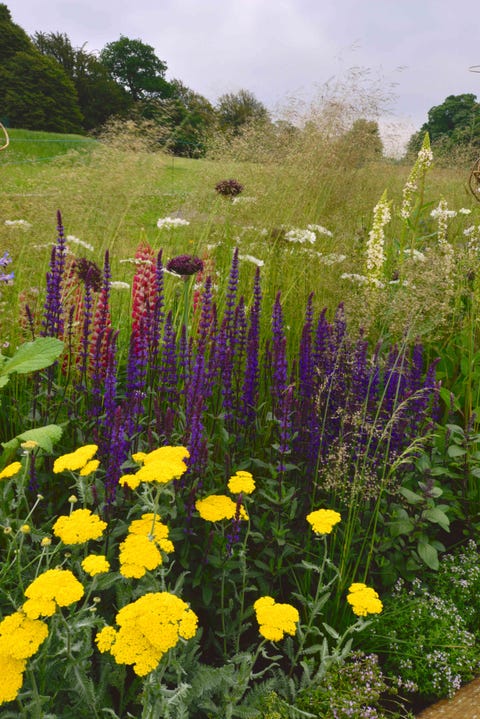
[166,254,204,277]
[215,179,244,197]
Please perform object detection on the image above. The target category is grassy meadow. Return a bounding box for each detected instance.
[1,121,480,718]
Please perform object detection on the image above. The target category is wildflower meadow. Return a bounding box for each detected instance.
[2,124,480,718]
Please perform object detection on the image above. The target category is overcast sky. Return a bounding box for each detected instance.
[5,0,480,154]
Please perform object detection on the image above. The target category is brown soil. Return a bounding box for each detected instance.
[416,677,480,718]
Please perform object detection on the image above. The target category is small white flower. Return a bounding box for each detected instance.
[109,281,130,290]
[239,254,264,267]
[156,216,190,229]
[232,196,257,205]
[307,223,333,237]
[4,219,32,229]
[403,249,426,262]
[66,235,94,251]
[119,258,153,266]
[319,253,346,265]
[341,272,368,284]
[430,206,457,220]
[285,228,316,244]
[459,208,472,215]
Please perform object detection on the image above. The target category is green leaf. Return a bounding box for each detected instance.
[389,519,415,537]
[399,487,423,504]
[0,338,63,377]
[422,507,450,531]
[2,425,63,453]
[417,539,439,570]
[447,445,466,458]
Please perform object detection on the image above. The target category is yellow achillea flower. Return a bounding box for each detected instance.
[118,473,141,490]
[52,508,107,544]
[23,568,84,618]
[0,461,22,480]
[118,513,174,578]
[0,611,48,661]
[346,583,383,617]
[195,494,249,522]
[131,445,189,485]
[0,654,26,704]
[79,459,100,476]
[53,444,98,474]
[306,508,341,535]
[119,534,163,578]
[128,513,174,552]
[81,554,110,576]
[227,470,255,495]
[253,596,299,641]
[95,591,198,676]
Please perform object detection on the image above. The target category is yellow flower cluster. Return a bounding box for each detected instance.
[52,508,107,544]
[347,583,383,617]
[23,568,85,619]
[0,611,48,704]
[253,596,299,642]
[119,446,190,489]
[0,461,22,480]
[227,470,255,495]
[53,444,98,474]
[306,508,341,535]
[119,513,174,578]
[79,459,100,476]
[81,554,110,576]
[195,494,249,522]
[95,591,198,676]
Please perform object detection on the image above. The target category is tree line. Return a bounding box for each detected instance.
[0,3,275,156]
[3,3,478,160]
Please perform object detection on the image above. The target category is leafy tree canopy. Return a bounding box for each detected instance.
[408,94,480,154]
[32,31,132,130]
[0,51,83,133]
[216,89,270,135]
[99,36,172,101]
[0,2,32,63]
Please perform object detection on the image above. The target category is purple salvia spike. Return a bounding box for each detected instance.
[271,292,288,416]
[241,267,262,426]
[222,247,240,340]
[160,310,179,405]
[150,248,165,366]
[197,275,213,353]
[79,282,93,383]
[41,211,67,338]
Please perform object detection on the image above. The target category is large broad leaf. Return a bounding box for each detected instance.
[2,425,63,454]
[417,539,439,570]
[0,338,64,379]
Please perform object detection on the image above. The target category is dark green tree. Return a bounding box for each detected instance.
[32,31,132,130]
[99,36,172,101]
[0,3,32,63]
[0,51,83,132]
[408,94,480,154]
[167,80,216,156]
[215,89,270,134]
